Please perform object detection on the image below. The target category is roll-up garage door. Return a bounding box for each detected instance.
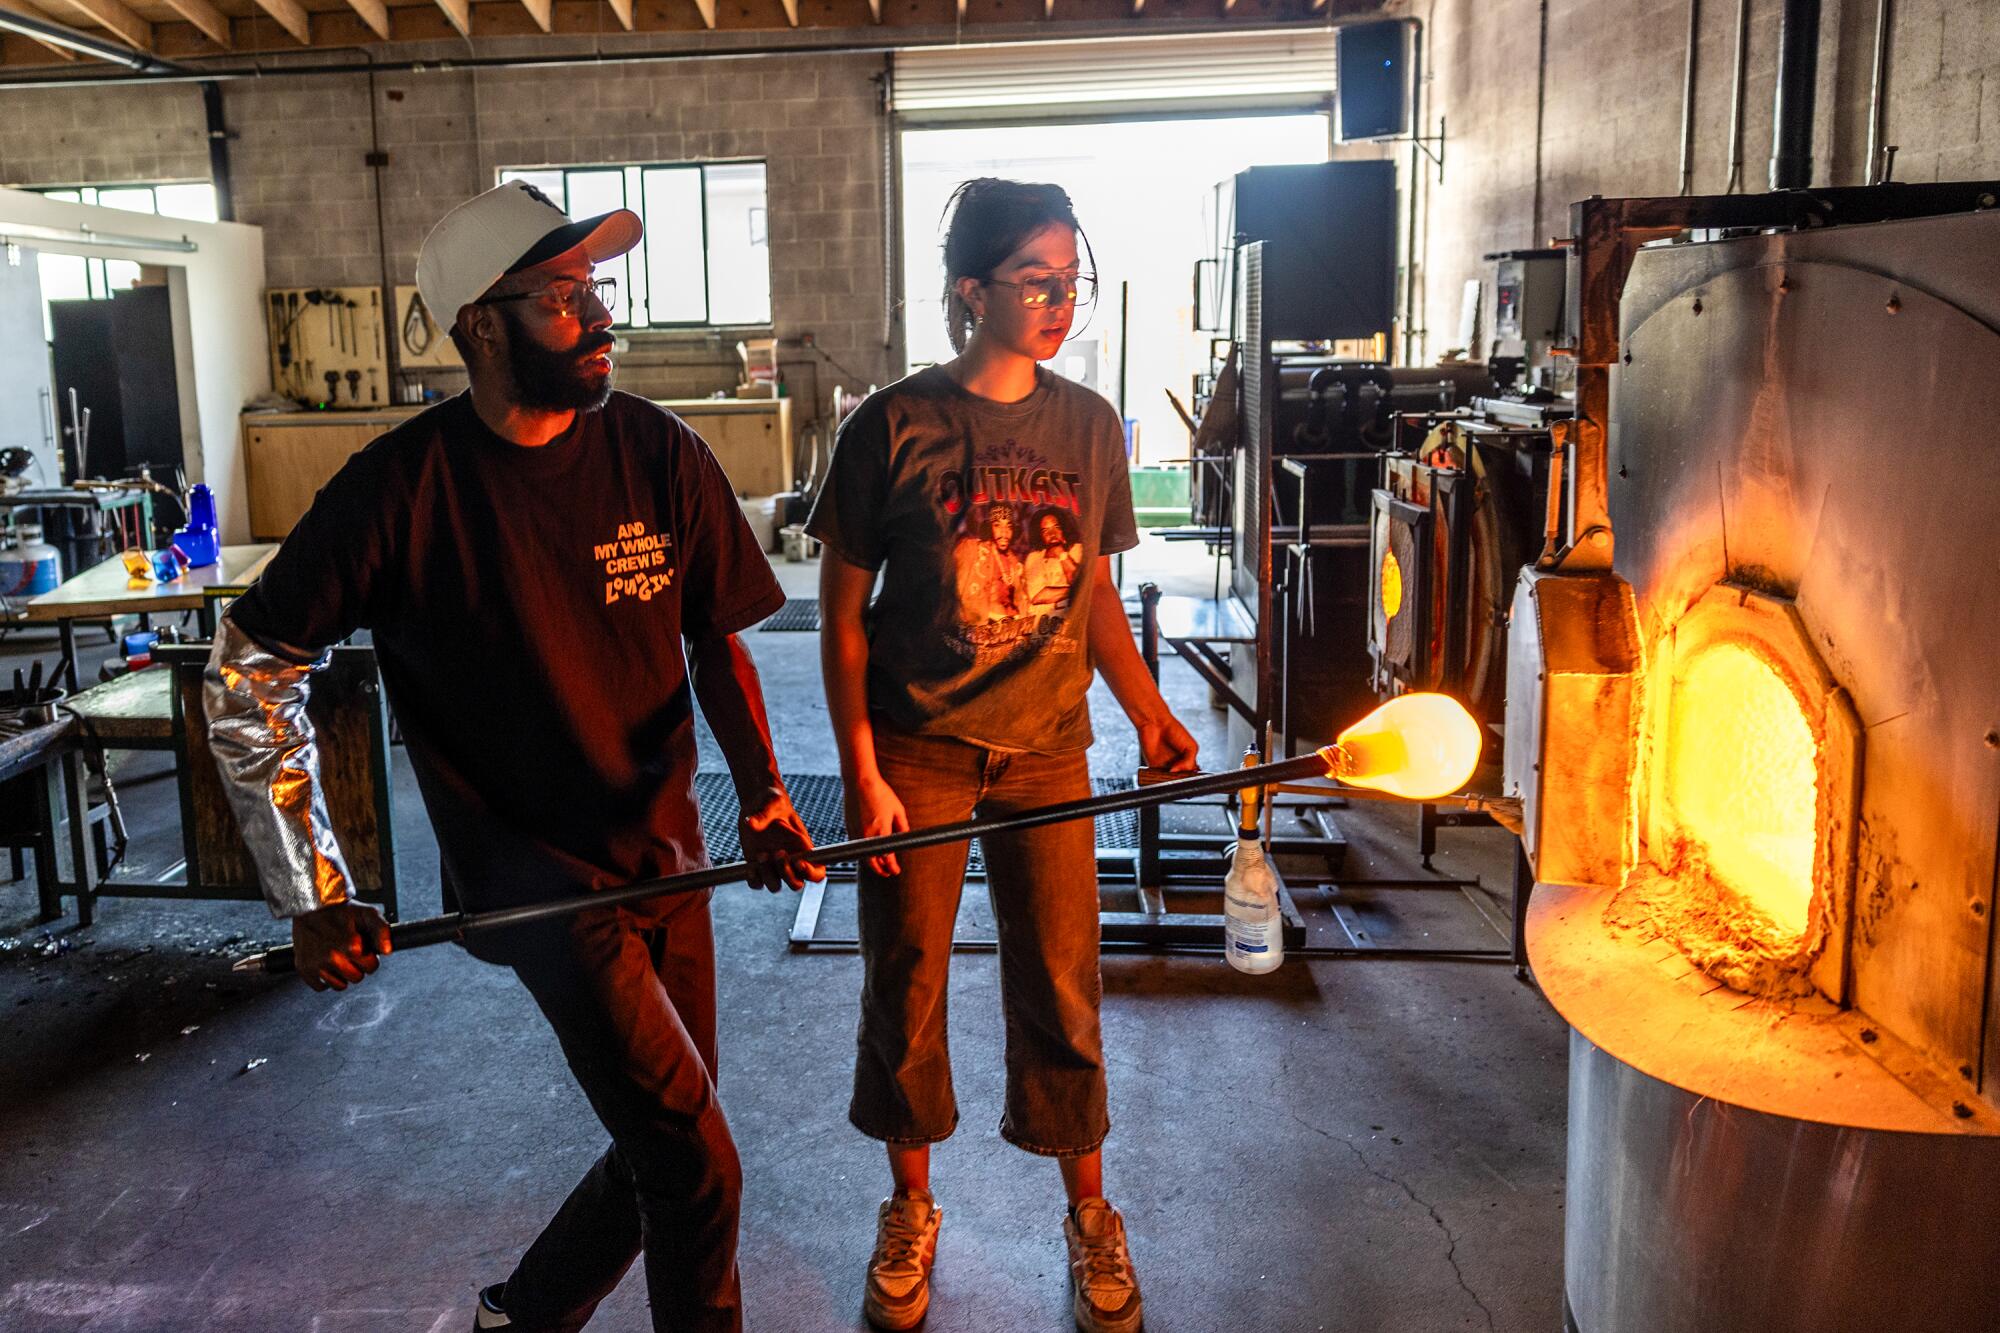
[891,29,1338,123]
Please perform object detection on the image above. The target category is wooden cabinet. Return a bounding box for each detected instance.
[664,399,793,497]
[242,411,416,539]
[242,397,795,539]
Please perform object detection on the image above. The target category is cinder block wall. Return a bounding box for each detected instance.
[0,49,896,418]
[1390,0,2000,363]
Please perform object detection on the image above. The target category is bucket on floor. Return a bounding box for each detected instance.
[780,524,819,563]
[740,496,779,554]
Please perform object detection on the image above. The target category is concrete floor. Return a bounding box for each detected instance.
[0,537,1568,1332]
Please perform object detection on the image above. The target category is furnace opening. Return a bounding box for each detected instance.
[1379,548,1404,622]
[1661,640,1817,938]
[1611,584,1860,1000]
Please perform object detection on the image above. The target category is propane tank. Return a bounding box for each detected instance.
[0,523,62,598]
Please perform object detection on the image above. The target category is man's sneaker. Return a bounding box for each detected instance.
[864,1189,942,1330]
[470,1284,511,1330]
[1064,1198,1143,1333]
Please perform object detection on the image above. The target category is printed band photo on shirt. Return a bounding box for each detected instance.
[936,440,1086,659]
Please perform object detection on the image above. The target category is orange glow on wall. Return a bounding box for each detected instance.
[1663,642,1818,937]
[1379,548,1404,622]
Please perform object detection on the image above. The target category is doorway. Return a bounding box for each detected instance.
[899,113,1330,463]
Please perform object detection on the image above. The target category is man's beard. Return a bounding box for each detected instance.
[502,308,616,412]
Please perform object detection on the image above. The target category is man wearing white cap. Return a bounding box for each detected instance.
[204,181,821,1332]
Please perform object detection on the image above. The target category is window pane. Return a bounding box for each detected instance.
[500,169,566,211]
[623,166,649,326]
[642,168,707,324]
[104,260,142,291]
[37,252,88,304]
[564,170,624,220]
[565,172,631,324]
[97,188,158,215]
[37,251,88,340]
[155,183,219,221]
[42,189,82,203]
[703,163,771,325]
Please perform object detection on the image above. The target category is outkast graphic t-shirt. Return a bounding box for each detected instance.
[807,365,1139,754]
[230,390,784,921]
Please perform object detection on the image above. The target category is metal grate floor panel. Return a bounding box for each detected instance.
[695,772,1137,871]
[755,598,821,632]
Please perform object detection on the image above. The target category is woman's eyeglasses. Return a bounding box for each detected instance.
[476,276,618,319]
[984,273,1097,310]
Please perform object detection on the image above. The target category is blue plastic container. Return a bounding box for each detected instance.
[173,483,219,568]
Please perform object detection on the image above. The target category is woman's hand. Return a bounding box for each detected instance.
[845,771,911,877]
[1136,711,1201,774]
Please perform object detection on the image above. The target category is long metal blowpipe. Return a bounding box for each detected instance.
[233,747,1358,976]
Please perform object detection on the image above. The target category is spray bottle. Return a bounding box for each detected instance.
[1223,745,1284,974]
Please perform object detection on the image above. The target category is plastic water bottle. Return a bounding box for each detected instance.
[1224,830,1284,975]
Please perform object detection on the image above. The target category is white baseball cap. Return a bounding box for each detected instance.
[415,180,642,327]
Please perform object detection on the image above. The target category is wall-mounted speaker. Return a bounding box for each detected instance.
[1337,19,1409,142]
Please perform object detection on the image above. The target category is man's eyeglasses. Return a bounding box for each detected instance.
[476,276,617,319]
[984,273,1097,310]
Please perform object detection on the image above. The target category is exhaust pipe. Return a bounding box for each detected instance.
[1770,0,1820,190]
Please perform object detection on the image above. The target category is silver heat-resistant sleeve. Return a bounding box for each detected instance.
[203,614,356,919]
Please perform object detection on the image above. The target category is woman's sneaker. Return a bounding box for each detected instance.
[470,1284,511,1329]
[1064,1198,1143,1332]
[864,1189,942,1330]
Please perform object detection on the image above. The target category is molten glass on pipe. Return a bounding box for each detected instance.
[1324,693,1484,800]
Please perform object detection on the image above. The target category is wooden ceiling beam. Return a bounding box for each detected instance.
[605,0,633,28]
[778,0,795,23]
[57,0,150,50]
[0,36,76,62]
[244,0,310,42]
[519,0,551,30]
[139,0,1345,54]
[342,0,390,39]
[157,0,229,45]
[0,0,80,59]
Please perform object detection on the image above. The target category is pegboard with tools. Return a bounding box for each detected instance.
[264,285,389,409]
[393,284,464,372]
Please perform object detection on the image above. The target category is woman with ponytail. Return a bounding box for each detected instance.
[807,178,1199,1332]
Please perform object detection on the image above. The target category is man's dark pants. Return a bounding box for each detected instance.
[491,891,741,1333]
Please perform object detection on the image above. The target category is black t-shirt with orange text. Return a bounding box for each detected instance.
[229,391,784,926]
